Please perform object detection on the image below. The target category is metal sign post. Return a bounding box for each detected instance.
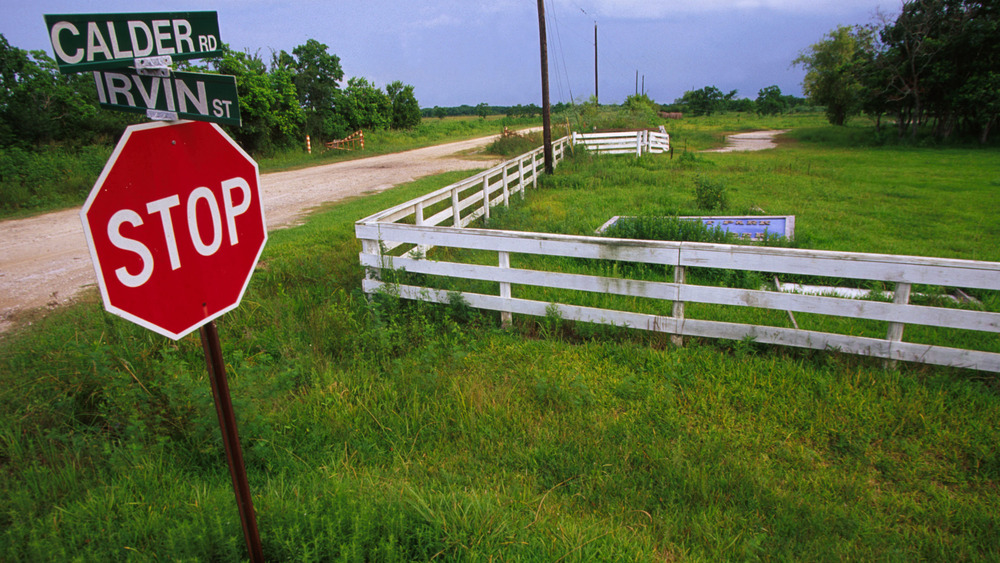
[200,321,264,563]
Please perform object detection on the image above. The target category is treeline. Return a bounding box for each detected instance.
[0,36,421,154]
[796,0,999,142]
[422,102,557,119]
[662,85,813,117]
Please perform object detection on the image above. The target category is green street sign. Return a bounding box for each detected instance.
[44,12,222,73]
[93,69,241,126]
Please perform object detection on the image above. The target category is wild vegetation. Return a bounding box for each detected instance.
[795,0,999,141]
[2,111,998,561]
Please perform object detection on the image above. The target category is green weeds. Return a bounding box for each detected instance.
[2,115,998,560]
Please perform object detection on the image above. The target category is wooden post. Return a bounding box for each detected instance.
[537,0,554,175]
[531,152,538,188]
[671,265,686,347]
[499,251,512,328]
[594,22,599,105]
[502,165,510,207]
[415,201,425,226]
[362,238,381,282]
[452,187,461,227]
[518,157,526,200]
[886,282,912,369]
[482,176,491,222]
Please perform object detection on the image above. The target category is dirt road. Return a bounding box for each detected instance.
[702,130,788,152]
[0,134,505,333]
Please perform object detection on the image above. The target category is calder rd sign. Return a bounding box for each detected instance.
[44,12,222,73]
[81,121,266,340]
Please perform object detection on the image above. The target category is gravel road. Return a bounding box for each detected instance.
[702,130,788,152]
[0,134,505,333]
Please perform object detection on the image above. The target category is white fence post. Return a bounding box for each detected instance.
[482,175,491,222]
[415,201,424,226]
[518,157,526,200]
[502,165,510,208]
[671,265,686,347]
[886,282,912,368]
[451,187,461,227]
[499,251,512,328]
[361,238,381,286]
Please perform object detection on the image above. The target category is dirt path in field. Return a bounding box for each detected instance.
[702,130,788,152]
[0,134,508,334]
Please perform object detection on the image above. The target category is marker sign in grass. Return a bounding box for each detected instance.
[598,215,795,241]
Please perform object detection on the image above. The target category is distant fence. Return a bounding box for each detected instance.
[326,130,365,151]
[355,132,1000,373]
[571,130,670,156]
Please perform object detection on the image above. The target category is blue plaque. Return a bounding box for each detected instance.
[683,215,794,241]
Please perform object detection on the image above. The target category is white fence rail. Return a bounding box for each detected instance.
[355,133,1000,373]
[571,130,670,156]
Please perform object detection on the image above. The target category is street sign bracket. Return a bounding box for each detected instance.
[136,55,173,78]
[147,109,180,122]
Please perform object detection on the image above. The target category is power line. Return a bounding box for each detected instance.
[546,0,575,104]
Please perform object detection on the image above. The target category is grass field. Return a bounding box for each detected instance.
[1,115,998,561]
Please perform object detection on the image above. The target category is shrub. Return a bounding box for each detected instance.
[694,175,728,211]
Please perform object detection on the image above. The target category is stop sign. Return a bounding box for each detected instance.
[81,120,266,340]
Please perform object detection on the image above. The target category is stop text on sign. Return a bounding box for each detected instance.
[44,12,222,73]
[109,177,253,288]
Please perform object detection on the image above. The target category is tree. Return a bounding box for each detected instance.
[755,85,788,115]
[386,80,421,130]
[475,102,490,119]
[340,77,391,131]
[281,39,344,140]
[843,0,1000,141]
[677,86,726,116]
[212,46,304,154]
[794,26,867,125]
[0,34,130,147]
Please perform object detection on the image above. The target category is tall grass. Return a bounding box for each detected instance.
[2,116,998,561]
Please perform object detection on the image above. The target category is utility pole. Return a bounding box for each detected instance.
[594,23,599,105]
[536,0,553,174]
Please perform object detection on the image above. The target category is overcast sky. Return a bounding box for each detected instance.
[4,1,900,108]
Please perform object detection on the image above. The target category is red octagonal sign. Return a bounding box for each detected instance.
[81,120,266,340]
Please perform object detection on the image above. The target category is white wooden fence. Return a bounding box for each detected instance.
[357,137,569,256]
[355,134,1000,373]
[571,130,670,155]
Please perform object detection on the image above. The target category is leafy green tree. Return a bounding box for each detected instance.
[340,77,391,131]
[278,39,345,141]
[212,46,304,154]
[678,86,726,116]
[0,34,130,147]
[624,93,658,114]
[475,102,490,119]
[755,85,788,115]
[794,26,867,125]
[957,71,1000,143]
[386,80,421,130]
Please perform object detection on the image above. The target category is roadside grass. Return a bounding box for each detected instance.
[1,117,999,560]
[0,116,539,220]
